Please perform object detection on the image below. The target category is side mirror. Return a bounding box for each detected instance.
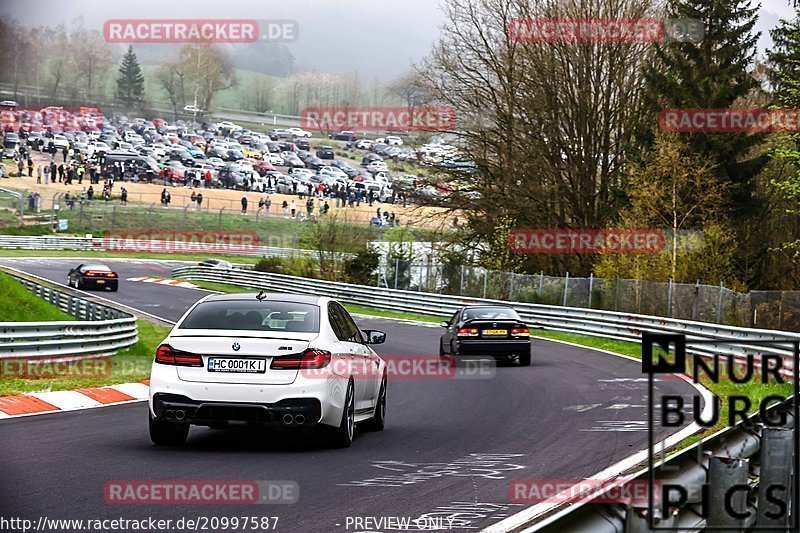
[440,321,450,328]
[363,330,386,345]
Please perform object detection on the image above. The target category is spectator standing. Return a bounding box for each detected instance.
[241,195,248,215]
[27,158,34,177]
[196,192,203,210]
[87,185,94,201]
[282,200,289,218]
[43,164,50,185]
[36,164,42,184]
[190,191,197,210]
[121,187,128,205]
[290,200,296,219]
[265,196,271,214]
[306,198,314,219]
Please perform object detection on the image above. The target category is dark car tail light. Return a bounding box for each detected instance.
[155,344,203,367]
[85,270,116,278]
[457,328,479,337]
[271,349,331,370]
[511,326,531,337]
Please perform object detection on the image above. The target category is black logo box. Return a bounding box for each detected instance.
[643,332,799,530]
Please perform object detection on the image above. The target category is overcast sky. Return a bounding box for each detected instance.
[0,0,795,82]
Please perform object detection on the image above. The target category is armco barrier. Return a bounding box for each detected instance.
[170,266,800,532]
[0,235,316,259]
[171,266,800,372]
[0,271,138,360]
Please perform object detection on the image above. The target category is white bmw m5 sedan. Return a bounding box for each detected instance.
[148,293,387,448]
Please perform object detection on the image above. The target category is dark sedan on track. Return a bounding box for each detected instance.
[439,305,531,365]
[68,263,119,291]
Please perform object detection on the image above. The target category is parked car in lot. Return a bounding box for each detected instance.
[269,129,293,140]
[148,293,387,447]
[331,131,357,141]
[439,305,531,366]
[68,264,119,292]
[385,136,404,146]
[316,146,335,159]
[280,151,305,168]
[287,127,312,138]
[366,161,389,173]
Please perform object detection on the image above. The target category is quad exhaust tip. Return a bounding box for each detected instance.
[282,414,294,425]
[295,414,305,425]
[174,410,186,421]
[164,410,175,420]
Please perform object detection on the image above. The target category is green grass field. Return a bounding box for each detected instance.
[0,271,76,322]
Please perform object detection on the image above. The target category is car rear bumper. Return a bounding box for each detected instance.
[149,363,347,427]
[81,277,118,289]
[152,392,321,427]
[456,339,531,357]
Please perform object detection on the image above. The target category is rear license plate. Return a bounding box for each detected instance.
[207,357,266,373]
[96,279,105,284]
[483,329,507,336]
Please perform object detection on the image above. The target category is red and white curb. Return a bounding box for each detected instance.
[0,380,149,419]
[126,276,198,289]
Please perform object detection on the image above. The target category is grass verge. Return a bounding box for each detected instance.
[0,271,75,322]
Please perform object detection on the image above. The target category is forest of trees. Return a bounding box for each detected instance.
[414,0,800,291]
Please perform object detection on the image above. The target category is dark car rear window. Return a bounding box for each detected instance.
[462,307,521,321]
[180,301,320,333]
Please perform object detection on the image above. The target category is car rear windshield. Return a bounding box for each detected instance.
[462,307,521,321]
[179,301,320,333]
[81,264,111,272]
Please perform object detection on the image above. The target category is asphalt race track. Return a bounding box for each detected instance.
[0,258,700,532]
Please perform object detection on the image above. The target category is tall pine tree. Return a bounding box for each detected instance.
[642,0,765,214]
[116,45,145,108]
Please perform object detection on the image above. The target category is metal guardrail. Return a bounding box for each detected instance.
[0,272,138,360]
[0,235,317,259]
[172,266,800,531]
[172,266,800,371]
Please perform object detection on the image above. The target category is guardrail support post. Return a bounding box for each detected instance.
[588,272,594,308]
[717,282,725,324]
[757,427,793,529]
[482,270,488,299]
[668,278,673,318]
[707,456,752,530]
[509,272,515,301]
[395,258,400,290]
[563,271,570,307]
[538,270,544,295]
[459,264,465,294]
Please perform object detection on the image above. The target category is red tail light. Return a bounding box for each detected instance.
[271,349,331,370]
[457,328,479,337]
[85,270,116,278]
[155,344,203,367]
[511,326,530,337]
